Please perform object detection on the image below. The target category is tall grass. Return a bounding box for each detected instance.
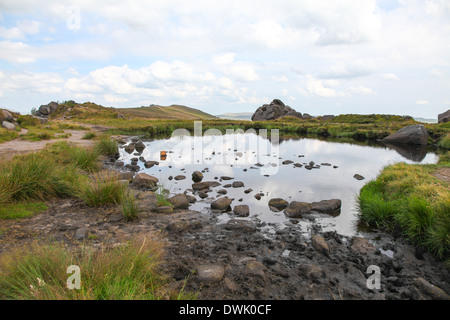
[77,172,126,207]
[121,189,139,221]
[0,152,78,202]
[358,163,450,260]
[94,138,118,156]
[0,235,195,300]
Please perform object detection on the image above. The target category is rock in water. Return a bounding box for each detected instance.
[284,201,312,218]
[168,194,190,209]
[268,198,289,211]
[382,124,429,145]
[211,197,232,211]
[251,99,303,121]
[233,204,250,217]
[311,199,342,213]
[134,140,146,151]
[192,171,204,182]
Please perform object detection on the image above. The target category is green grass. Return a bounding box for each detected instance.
[0,236,196,300]
[94,138,118,156]
[121,189,139,221]
[155,185,172,207]
[82,132,96,140]
[0,201,48,219]
[77,172,127,207]
[0,152,79,203]
[438,134,450,149]
[0,128,18,143]
[358,161,450,261]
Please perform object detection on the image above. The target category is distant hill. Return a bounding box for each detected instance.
[216,112,253,120]
[414,117,437,123]
[41,101,216,120]
[118,104,217,120]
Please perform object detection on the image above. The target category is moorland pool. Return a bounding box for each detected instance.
[118,133,439,237]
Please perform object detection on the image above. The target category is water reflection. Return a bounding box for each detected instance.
[118,133,439,236]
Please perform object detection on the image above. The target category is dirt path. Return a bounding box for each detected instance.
[0,123,110,161]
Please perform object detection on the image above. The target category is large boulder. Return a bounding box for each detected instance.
[382,124,429,146]
[1,110,14,122]
[1,121,16,131]
[36,102,59,117]
[438,109,450,123]
[251,99,302,121]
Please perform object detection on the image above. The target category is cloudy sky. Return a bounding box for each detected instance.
[0,0,449,118]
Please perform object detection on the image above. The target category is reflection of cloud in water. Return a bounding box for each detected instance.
[119,134,438,237]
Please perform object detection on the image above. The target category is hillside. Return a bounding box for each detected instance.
[118,104,217,120]
[38,101,216,121]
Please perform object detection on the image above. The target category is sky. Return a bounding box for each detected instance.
[0,0,449,118]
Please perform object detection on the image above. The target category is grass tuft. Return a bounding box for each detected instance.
[0,235,195,300]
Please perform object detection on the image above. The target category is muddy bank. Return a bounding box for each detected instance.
[1,188,448,300]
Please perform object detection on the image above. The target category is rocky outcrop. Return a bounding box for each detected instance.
[382,124,429,146]
[35,102,59,117]
[438,110,450,124]
[251,99,302,121]
[1,121,16,131]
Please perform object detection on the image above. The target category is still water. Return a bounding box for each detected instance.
[118,132,438,236]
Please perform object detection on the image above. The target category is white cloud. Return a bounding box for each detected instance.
[416,100,429,105]
[382,73,400,81]
[349,85,375,95]
[306,76,346,98]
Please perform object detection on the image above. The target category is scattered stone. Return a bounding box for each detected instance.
[245,260,266,279]
[75,227,88,240]
[174,175,186,181]
[134,140,146,151]
[268,198,289,211]
[186,195,197,203]
[232,181,244,188]
[311,199,341,213]
[192,181,220,190]
[224,219,257,232]
[282,160,293,165]
[321,163,332,166]
[198,192,208,199]
[284,201,312,218]
[254,194,261,200]
[117,171,133,181]
[311,235,330,256]
[125,164,140,172]
[350,236,376,254]
[197,264,225,283]
[124,144,135,154]
[233,204,250,217]
[131,173,158,189]
[353,174,365,180]
[294,163,303,167]
[244,188,253,194]
[168,194,190,209]
[220,176,234,180]
[211,197,232,211]
[192,171,204,182]
[144,161,158,168]
[153,206,173,214]
[109,214,124,223]
[413,277,450,300]
[166,218,203,233]
[223,184,232,188]
[217,189,228,195]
